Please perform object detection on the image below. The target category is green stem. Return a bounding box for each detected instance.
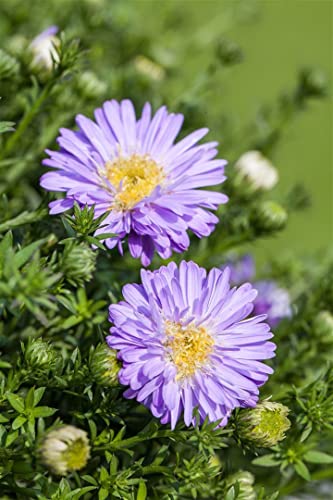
[0,208,48,233]
[141,465,172,476]
[95,430,180,451]
[1,83,52,159]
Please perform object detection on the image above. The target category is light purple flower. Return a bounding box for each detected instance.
[223,254,292,327]
[252,281,292,328]
[107,261,276,429]
[40,100,228,265]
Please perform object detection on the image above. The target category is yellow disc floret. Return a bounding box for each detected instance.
[105,153,164,210]
[165,320,214,379]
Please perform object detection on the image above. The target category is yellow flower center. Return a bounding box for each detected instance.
[62,438,90,471]
[105,154,164,210]
[165,321,214,379]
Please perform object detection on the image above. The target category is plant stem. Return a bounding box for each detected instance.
[1,82,52,160]
[95,430,180,451]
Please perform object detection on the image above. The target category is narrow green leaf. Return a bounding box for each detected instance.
[137,481,147,500]
[6,393,25,413]
[252,454,279,467]
[33,406,57,418]
[12,415,27,430]
[294,460,311,481]
[304,450,333,464]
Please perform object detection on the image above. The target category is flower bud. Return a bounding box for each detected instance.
[224,471,256,500]
[40,425,90,475]
[251,200,288,233]
[0,49,19,80]
[29,26,60,73]
[134,55,165,82]
[238,400,291,448]
[61,242,96,286]
[235,151,279,191]
[216,38,243,66]
[313,311,333,343]
[76,71,107,99]
[298,67,328,99]
[25,338,61,372]
[90,343,121,387]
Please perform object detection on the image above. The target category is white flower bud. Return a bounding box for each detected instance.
[30,26,60,72]
[235,150,279,190]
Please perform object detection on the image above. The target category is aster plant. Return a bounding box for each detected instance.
[0,1,332,499]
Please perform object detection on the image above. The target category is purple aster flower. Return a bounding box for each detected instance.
[252,281,292,328]
[40,100,228,265]
[107,261,276,429]
[223,254,292,327]
[227,254,255,284]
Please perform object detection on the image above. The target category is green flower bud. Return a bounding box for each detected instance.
[238,400,291,448]
[25,338,61,372]
[0,49,19,80]
[313,311,333,343]
[76,71,107,99]
[251,201,288,233]
[216,38,243,66]
[224,471,256,500]
[61,242,96,286]
[40,425,90,476]
[298,67,328,99]
[134,55,165,82]
[90,343,121,387]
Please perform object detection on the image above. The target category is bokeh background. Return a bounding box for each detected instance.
[1,0,332,259]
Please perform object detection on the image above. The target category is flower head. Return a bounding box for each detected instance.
[107,261,275,429]
[40,425,90,475]
[30,26,59,72]
[224,255,292,328]
[235,150,278,190]
[238,400,291,447]
[40,100,228,265]
[252,280,292,328]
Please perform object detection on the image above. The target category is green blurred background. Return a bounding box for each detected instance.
[1,0,331,259]
[134,0,332,259]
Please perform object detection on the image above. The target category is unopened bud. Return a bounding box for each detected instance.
[40,425,90,475]
[251,200,288,232]
[76,71,107,99]
[238,400,291,448]
[61,242,96,286]
[224,471,256,500]
[313,311,333,343]
[134,55,165,82]
[25,338,61,373]
[235,151,279,191]
[90,343,121,387]
[30,26,60,73]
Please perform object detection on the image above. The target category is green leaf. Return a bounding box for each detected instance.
[0,121,15,134]
[6,393,25,413]
[98,488,109,500]
[33,406,57,418]
[137,481,147,500]
[33,387,46,407]
[304,450,333,464]
[12,415,27,430]
[14,238,47,268]
[252,454,279,467]
[294,460,311,481]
